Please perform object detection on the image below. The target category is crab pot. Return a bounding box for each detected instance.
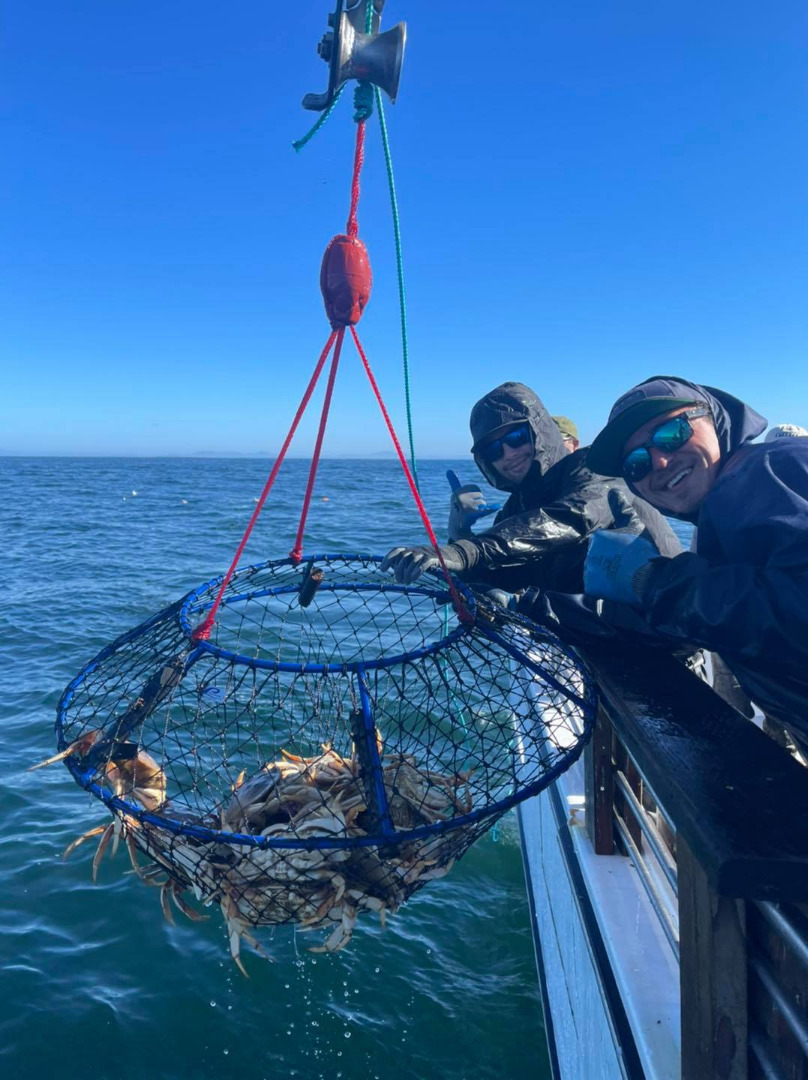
[54,554,595,959]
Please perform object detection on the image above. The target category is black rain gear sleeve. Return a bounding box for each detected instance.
[449,454,681,592]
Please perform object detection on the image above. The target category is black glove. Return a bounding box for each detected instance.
[381,544,466,585]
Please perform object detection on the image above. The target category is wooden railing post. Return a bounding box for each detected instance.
[585,702,614,855]
[678,836,748,1080]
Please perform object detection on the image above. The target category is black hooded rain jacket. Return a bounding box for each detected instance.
[450,382,682,594]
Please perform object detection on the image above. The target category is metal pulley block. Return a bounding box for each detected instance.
[302,0,406,111]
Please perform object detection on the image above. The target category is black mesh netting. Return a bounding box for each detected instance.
[47,554,595,969]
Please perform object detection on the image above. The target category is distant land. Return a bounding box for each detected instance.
[190,450,400,459]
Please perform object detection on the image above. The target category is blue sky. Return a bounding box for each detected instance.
[3,1,807,456]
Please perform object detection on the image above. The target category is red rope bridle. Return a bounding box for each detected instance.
[192,119,472,642]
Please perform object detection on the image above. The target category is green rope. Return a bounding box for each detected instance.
[374,84,418,488]
[291,84,346,153]
[292,1,417,485]
[353,82,374,122]
[353,2,375,122]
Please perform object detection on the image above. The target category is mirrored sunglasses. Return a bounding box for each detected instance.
[622,406,710,483]
[479,423,532,465]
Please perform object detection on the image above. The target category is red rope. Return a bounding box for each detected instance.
[346,121,366,237]
[349,325,473,623]
[289,120,365,562]
[289,327,345,563]
[191,330,338,641]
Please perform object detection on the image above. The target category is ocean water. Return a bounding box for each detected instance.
[0,457,549,1080]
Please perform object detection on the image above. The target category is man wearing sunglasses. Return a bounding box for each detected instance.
[584,375,808,753]
[383,381,681,599]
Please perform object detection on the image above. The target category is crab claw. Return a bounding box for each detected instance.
[220,895,272,976]
[28,729,103,771]
[170,883,208,923]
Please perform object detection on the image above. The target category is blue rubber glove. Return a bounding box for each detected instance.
[448,484,487,540]
[584,531,658,606]
[584,490,660,606]
[446,470,500,540]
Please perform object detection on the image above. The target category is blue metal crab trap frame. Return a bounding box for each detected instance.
[52,554,595,968]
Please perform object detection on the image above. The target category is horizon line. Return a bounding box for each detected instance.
[0,452,473,461]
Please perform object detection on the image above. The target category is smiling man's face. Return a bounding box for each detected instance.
[487,429,534,485]
[623,406,722,515]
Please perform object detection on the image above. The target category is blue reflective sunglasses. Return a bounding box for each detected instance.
[622,406,710,483]
[479,423,532,465]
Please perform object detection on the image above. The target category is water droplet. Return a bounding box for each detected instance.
[374,966,380,973]
[344,1031,351,1039]
[210,1001,216,1007]
[223,1049,229,1056]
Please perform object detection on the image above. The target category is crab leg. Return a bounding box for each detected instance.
[91,822,116,883]
[29,729,102,771]
[159,880,176,925]
[110,817,124,859]
[125,832,147,879]
[62,823,106,859]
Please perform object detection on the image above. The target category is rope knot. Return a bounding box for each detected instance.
[353,82,374,123]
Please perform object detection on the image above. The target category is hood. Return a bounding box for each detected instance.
[663,377,767,461]
[469,382,568,491]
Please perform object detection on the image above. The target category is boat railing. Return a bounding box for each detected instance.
[577,641,808,1080]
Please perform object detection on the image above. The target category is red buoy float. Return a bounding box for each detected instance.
[320,234,372,327]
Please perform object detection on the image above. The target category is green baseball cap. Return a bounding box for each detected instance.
[552,415,578,441]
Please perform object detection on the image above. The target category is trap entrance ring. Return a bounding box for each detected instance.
[55,554,596,965]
